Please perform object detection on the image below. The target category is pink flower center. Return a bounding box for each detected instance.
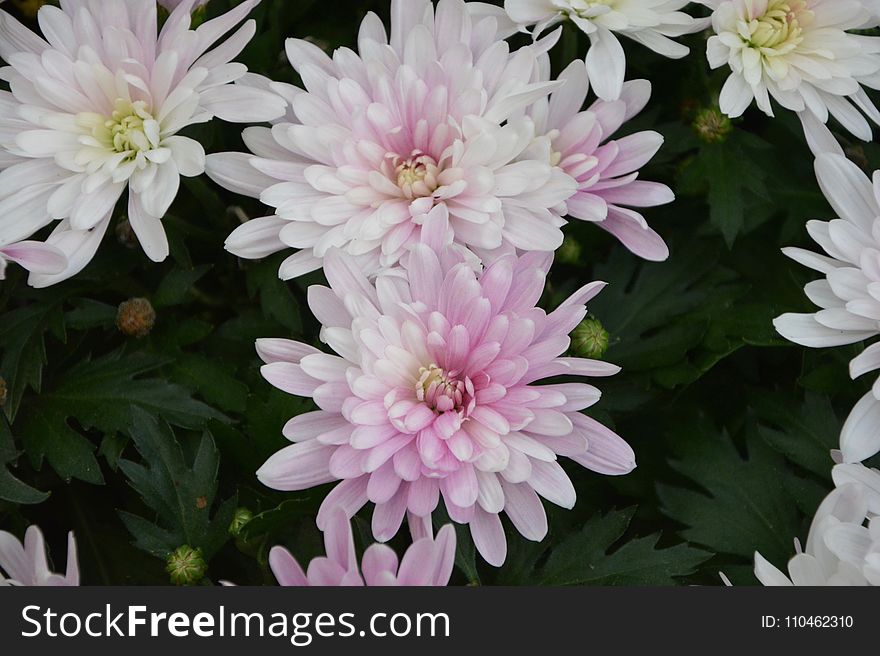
[385,151,441,200]
[416,364,466,413]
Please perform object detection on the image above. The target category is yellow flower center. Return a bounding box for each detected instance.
[77,99,160,161]
[416,364,464,413]
[392,152,440,199]
[743,0,812,52]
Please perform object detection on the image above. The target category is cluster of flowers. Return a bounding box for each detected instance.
[748,0,880,590]
[3,0,880,587]
[759,152,880,586]
[3,0,684,585]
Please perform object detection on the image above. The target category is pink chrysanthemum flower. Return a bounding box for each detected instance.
[255,207,635,566]
[527,61,673,261]
[0,525,79,586]
[268,509,456,586]
[0,0,286,287]
[207,0,577,280]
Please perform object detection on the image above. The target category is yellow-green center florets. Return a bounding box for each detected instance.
[416,364,465,413]
[742,0,812,53]
[392,152,440,199]
[78,98,160,162]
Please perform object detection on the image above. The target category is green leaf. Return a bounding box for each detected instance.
[245,258,303,332]
[753,391,839,479]
[680,136,770,246]
[0,298,66,421]
[22,410,104,485]
[240,498,316,543]
[657,419,810,565]
[0,415,49,504]
[153,265,212,308]
[171,354,249,413]
[66,299,117,331]
[18,351,224,483]
[537,507,711,585]
[118,409,235,559]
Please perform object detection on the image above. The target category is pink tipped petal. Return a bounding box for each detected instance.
[256,441,336,491]
[0,242,67,275]
[269,547,309,587]
[570,415,636,475]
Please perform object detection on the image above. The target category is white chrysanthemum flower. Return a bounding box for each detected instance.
[504,0,708,101]
[756,472,880,586]
[208,0,578,280]
[774,154,880,464]
[701,0,880,144]
[0,525,79,586]
[0,0,286,287]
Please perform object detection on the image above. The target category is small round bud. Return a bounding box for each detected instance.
[572,318,610,359]
[166,546,207,586]
[116,298,156,338]
[557,236,583,266]
[0,377,7,407]
[229,508,253,538]
[693,108,732,144]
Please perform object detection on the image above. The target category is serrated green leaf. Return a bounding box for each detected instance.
[537,507,711,585]
[17,351,223,483]
[0,299,66,421]
[658,419,805,565]
[153,265,212,308]
[118,409,235,559]
[753,391,839,479]
[171,354,249,413]
[22,410,104,485]
[0,416,49,504]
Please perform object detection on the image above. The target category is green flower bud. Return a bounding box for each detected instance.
[572,318,610,359]
[557,236,583,265]
[117,298,156,338]
[693,108,732,144]
[166,546,207,586]
[229,508,253,538]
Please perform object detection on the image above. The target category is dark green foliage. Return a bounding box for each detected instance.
[118,411,236,561]
[0,0,876,586]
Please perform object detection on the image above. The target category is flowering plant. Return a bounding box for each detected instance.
[0,0,877,590]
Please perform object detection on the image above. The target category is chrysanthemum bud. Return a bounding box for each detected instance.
[166,546,207,586]
[229,508,253,538]
[10,0,50,19]
[557,236,583,265]
[693,108,732,144]
[572,318,610,359]
[0,377,7,407]
[116,298,156,338]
